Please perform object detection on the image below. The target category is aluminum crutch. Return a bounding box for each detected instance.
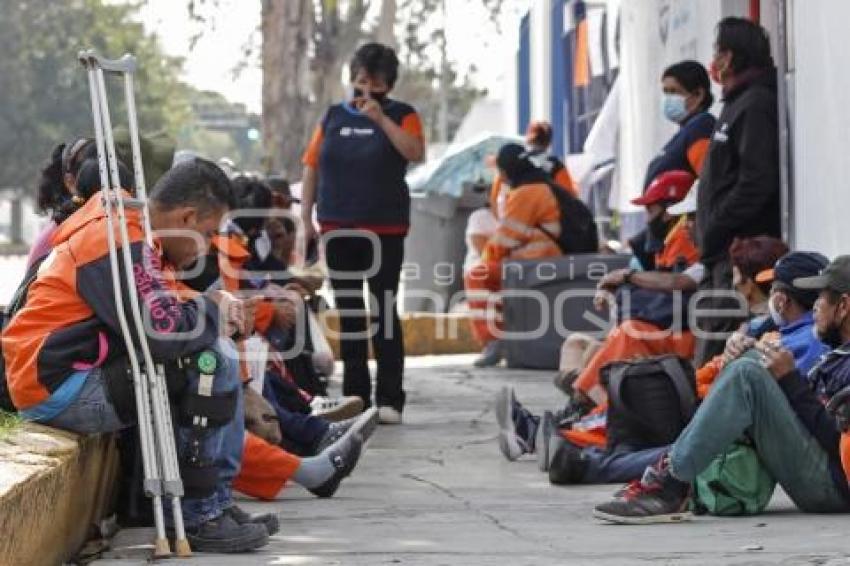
[79,50,191,559]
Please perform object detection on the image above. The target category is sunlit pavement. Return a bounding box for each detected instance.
[96,355,850,565]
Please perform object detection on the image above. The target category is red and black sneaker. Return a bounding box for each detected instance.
[593,456,691,525]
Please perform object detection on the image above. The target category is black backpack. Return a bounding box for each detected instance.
[538,182,599,254]
[600,355,697,451]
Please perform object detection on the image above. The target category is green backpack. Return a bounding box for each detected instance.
[691,440,776,516]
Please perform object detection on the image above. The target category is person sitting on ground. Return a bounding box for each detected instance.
[495,236,790,474]
[465,143,568,368]
[2,158,281,553]
[545,250,828,488]
[591,254,850,525]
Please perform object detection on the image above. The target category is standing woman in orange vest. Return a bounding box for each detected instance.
[300,43,425,425]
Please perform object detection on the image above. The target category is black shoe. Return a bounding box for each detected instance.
[555,396,593,428]
[309,433,364,498]
[593,456,691,524]
[535,411,557,472]
[181,512,269,553]
[553,368,580,396]
[226,504,280,536]
[548,436,589,485]
[313,407,379,454]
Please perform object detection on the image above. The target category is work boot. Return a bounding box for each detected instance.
[473,340,503,368]
[309,433,364,498]
[593,455,691,525]
[495,386,539,461]
[182,512,269,553]
[548,436,589,485]
[226,505,280,536]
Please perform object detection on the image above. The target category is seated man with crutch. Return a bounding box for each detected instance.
[2,158,270,554]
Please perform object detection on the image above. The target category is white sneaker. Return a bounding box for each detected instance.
[310,396,365,422]
[377,406,402,425]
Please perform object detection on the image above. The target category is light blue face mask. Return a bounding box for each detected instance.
[662,94,689,123]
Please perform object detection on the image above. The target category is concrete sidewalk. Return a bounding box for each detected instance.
[96,355,850,565]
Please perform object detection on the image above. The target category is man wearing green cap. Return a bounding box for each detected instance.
[591,254,850,524]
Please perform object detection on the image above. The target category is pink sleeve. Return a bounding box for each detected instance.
[26,222,58,270]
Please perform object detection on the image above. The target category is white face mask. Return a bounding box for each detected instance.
[768,295,786,327]
[662,93,689,123]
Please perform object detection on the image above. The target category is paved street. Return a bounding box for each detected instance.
[98,355,850,565]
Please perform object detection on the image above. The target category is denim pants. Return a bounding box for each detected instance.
[263,372,328,454]
[669,353,850,513]
[45,337,244,527]
[580,445,669,484]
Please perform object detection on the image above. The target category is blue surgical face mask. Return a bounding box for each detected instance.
[662,94,689,123]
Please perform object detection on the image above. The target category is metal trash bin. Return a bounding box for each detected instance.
[501,253,630,369]
[403,182,488,313]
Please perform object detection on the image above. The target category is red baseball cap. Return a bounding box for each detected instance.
[631,170,696,206]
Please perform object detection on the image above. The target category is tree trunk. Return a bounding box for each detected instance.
[261,0,311,178]
[376,0,398,49]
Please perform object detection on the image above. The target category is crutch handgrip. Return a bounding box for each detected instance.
[78,50,137,74]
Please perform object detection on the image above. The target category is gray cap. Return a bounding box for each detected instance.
[794,255,850,293]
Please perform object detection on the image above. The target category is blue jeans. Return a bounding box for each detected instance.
[263,372,328,454]
[580,445,668,484]
[669,353,850,513]
[45,337,244,527]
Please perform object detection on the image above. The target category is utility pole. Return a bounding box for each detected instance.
[437,0,450,143]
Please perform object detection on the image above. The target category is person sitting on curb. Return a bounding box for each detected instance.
[465,143,569,368]
[2,159,271,553]
[592,254,850,524]
[565,175,703,412]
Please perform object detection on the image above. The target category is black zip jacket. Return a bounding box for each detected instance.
[696,69,781,266]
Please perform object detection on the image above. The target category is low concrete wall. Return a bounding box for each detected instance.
[0,424,119,566]
[320,311,480,358]
[0,312,475,564]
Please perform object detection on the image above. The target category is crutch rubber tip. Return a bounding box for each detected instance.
[175,538,192,557]
[153,538,172,559]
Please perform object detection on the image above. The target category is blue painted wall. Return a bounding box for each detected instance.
[550,0,567,156]
[517,13,531,135]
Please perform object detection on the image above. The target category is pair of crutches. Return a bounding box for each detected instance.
[79,51,191,558]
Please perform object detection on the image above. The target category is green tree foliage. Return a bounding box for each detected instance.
[0,0,190,192]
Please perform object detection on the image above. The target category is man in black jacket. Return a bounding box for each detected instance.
[592,255,850,525]
[693,17,783,365]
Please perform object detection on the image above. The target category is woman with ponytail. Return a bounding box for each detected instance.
[28,139,98,268]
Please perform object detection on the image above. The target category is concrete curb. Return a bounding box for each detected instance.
[320,311,481,358]
[0,424,119,566]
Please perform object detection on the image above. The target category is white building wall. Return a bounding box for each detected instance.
[529,0,553,123]
[791,0,850,257]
